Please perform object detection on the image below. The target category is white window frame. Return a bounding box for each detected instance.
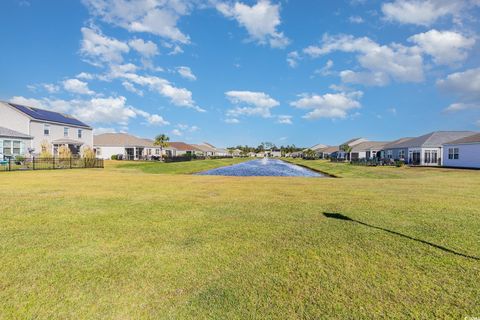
[78,129,82,139]
[448,148,459,160]
[64,127,69,137]
[44,124,50,136]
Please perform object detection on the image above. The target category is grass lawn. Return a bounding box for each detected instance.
[0,159,479,319]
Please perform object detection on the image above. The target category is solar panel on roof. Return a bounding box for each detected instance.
[8,103,91,128]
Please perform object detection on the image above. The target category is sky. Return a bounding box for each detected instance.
[1,0,479,147]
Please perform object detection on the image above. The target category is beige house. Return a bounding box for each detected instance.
[94,133,164,160]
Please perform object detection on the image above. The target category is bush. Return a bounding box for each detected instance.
[395,160,405,167]
[111,155,118,160]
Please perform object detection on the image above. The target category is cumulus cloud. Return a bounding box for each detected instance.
[217,0,289,48]
[171,128,182,136]
[225,118,240,124]
[277,115,292,124]
[9,95,168,126]
[304,34,424,86]
[408,29,475,65]
[287,51,300,68]
[80,27,130,66]
[381,0,478,26]
[348,15,364,24]
[290,91,363,119]
[225,90,280,118]
[437,67,480,112]
[94,127,117,134]
[63,78,95,95]
[122,81,144,96]
[177,66,197,81]
[128,38,159,57]
[82,0,192,44]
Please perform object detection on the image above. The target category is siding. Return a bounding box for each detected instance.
[443,144,480,168]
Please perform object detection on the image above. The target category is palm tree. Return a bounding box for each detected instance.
[340,144,352,161]
[153,134,170,160]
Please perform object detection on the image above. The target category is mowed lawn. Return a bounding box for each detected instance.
[0,159,479,319]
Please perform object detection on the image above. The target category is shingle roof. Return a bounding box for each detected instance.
[383,137,414,149]
[192,143,217,153]
[6,102,91,128]
[317,146,339,153]
[94,133,153,147]
[392,131,476,148]
[445,133,480,145]
[351,141,389,152]
[0,126,33,139]
[340,137,368,147]
[309,143,328,151]
[168,142,200,151]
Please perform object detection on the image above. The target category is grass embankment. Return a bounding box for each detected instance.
[0,159,479,319]
[112,157,249,174]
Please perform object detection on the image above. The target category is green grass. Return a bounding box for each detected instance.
[114,157,249,174]
[0,159,479,319]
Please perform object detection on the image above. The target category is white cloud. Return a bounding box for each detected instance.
[171,129,182,136]
[94,127,117,134]
[9,95,168,126]
[225,90,280,118]
[82,0,191,44]
[106,65,204,111]
[63,78,95,95]
[128,38,159,57]
[76,72,95,80]
[290,90,363,119]
[80,26,129,65]
[381,0,476,26]
[277,115,292,124]
[122,81,144,96]
[304,34,424,86]
[287,51,300,68]
[217,0,289,48]
[437,68,480,112]
[177,66,197,81]
[348,15,364,23]
[225,118,240,124]
[314,59,334,76]
[408,29,475,65]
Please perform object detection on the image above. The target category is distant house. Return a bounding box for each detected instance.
[94,133,162,160]
[232,149,242,157]
[380,137,414,162]
[350,141,389,160]
[337,138,368,160]
[316,146,339,159]
[167,142,201,157]
[0,101,93,156]
[384,131,476,166]
[443,133,480,169]
[0,127,33,160]
[192,143,217,157]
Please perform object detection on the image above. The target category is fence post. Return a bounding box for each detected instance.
[70,157,72,169]
[8,159,11,171]
[33,156,35,170]
[52,157,55,169]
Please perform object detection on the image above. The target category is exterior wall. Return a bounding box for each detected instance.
[94,146,126,160]
[0,103,30,134]
[29,121,93,155]
[408,147,442,166]
[384,148,408,161]
[443,144,480,168]
[0,137,30,159]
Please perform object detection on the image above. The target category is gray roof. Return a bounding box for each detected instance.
[317,146,339,153]
[0,126,33,139]
[309,143,328,151]
[383,137,414,149]
[94,133,153,147]
[391,131,476,148]
[351,141,389,152]
[444,133,480,145]
[340,137,368,147]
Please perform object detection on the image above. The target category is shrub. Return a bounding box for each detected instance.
[111,155,118,160]
[395,160,405,167]
[40,140,53,158]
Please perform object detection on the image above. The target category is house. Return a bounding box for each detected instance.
[94,133,162,160]
[380,137,414,162]
[350,141,389,160]
[232,149,242,157]
[443,133,480,169]
[336,138,368,160]
[384,131,475,166]
[316,146,339,159]
[215,148,230,157]
[167,142,201,157]
[0,101,93,156]
[192,143,217,157]
[0,127,33,160]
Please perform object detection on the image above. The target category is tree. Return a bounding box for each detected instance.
[340,144,352,161]
[153,134,170,160]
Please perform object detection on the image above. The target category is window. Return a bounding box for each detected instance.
[44,124,50,136]
[424,151,431,163]
[155,149,160,155]
[78,129,82,139]
[13,141,21,155]
[387,150,393,159]
[64,127,69,137]
[96,148,101,156]
[399,150,405,159]
[448,148,459,160]
[3,140,12,155]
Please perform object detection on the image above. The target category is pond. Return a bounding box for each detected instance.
[197,158,326,177]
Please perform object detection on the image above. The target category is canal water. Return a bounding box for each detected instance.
[197,158,326,177]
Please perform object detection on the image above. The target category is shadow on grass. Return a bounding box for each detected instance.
[323,212,479,261]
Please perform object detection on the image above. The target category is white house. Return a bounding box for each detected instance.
[0,127,33,160]
[350,141,389,160]
[443,133,480,169]
[94,133,166,160]
[0,101,93,156]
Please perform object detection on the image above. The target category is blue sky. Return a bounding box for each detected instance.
[1,0,479,147]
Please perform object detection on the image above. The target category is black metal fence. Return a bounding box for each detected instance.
[0,157,104,172]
